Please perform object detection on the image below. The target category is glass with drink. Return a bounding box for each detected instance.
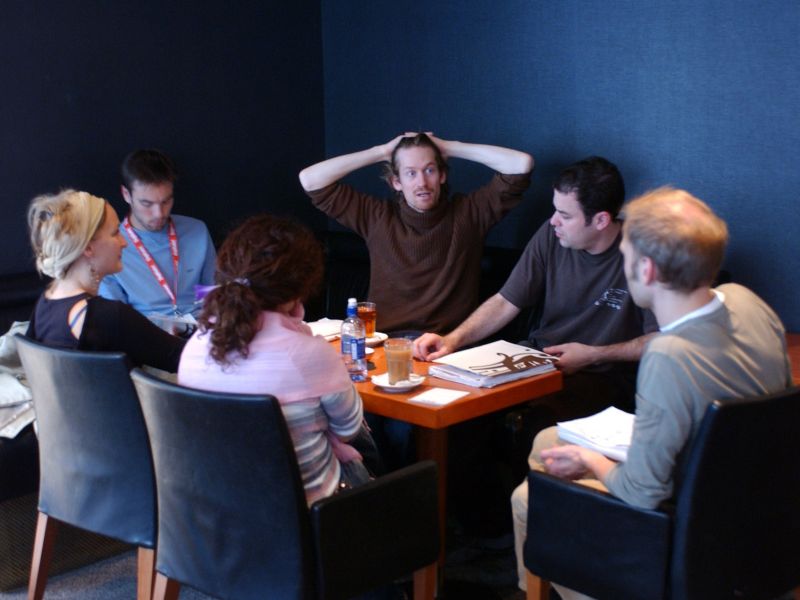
[357,301,377,338]
[384,338,413,385]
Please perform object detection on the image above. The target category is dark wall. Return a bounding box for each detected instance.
[321,1,800,330]
[1,1,325,276]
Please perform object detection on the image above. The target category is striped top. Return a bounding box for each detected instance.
[178,310,363,505]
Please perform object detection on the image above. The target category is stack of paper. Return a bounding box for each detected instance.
[428,340,557,388]
[556,407,635,462]
[307,318,343,341]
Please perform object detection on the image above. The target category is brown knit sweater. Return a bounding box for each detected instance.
[308,172,531,333]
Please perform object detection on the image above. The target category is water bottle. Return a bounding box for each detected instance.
[341,297,368,382]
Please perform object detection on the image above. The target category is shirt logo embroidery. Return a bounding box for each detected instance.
[595,288,627,310]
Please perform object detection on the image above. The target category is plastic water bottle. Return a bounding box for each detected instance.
[341,297,368,382]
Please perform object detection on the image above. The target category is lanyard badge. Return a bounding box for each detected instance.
[122,217,180,310]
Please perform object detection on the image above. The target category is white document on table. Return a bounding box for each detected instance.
[409,388,470,406]
[306,318,343,340]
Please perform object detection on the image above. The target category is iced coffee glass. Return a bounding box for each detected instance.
[384,338,413,384]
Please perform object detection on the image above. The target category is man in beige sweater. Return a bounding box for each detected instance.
[512,187,792,597]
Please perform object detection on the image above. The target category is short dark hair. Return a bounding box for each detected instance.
[121,149,178,190]
[553,156,625,223]
[198,214,324,366]
[381,133,449,197]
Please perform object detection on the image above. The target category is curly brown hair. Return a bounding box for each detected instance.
[198,214,324,366]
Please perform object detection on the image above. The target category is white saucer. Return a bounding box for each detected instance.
[372,373,425,393]
[365,347,374,355]
[365,332,388,347]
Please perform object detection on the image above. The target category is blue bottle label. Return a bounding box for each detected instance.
[350,337,365,360]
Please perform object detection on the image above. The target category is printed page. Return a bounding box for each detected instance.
[556,407,635,462]
[433,340,558,377]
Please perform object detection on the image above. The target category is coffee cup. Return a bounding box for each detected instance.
[384,338,413,384]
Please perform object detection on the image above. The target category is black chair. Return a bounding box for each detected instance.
[15,335,156,600]
[131,368,439,600]
[524,386,800,600]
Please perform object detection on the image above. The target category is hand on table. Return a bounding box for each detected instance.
[413,332,455,361]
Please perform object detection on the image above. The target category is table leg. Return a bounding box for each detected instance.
[416,427,448,580]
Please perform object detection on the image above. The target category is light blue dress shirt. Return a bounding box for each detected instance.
[99,214,216,316]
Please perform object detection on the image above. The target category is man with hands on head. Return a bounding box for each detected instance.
[510,188,792,597]
[299,132,533,336]
[414,156,658,415]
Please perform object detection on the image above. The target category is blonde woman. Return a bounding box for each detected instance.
[26,189,184,371]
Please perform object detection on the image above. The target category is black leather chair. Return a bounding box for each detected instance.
[131,368,439,600]
[524,386,800,600]
[15,336,157,600]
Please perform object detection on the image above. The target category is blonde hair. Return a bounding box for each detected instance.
[28,189,107,279]
[622,187,729,292]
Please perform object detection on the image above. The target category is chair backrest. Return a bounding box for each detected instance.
[131,368,315,600]
[15,335,155,547]
[310,460,439,599]
[671,386,800,599]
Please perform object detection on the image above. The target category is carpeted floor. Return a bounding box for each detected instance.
[3,545,792,600]
[0,530,525,600]
[0,551,212,600]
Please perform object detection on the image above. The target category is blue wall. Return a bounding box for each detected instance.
[1,1,325,276]
[321,1,800,330]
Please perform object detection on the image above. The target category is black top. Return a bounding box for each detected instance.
[27,292,185,372]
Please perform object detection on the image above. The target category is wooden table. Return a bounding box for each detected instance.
[354,346,563,593]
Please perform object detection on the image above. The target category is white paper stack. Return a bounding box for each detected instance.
[306,318,343,341]
[428,340,557,388]
[556,407,635,462]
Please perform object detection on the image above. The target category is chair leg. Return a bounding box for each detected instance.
[412,563,437,600]
[137,547,157,600]
[28,512,59,600]
[526,570,549,600]
[152,572,181,600]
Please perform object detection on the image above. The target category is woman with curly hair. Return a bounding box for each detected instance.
[178,214,371,505]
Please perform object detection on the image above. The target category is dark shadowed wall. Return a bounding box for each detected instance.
[1,1,325,276]
[321,1,800,330]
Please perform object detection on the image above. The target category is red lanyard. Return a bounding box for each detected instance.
[122,217,180,307]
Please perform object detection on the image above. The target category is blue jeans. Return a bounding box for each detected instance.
[364,413,415,473]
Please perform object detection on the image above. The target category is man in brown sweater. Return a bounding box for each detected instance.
[298,132,533,334]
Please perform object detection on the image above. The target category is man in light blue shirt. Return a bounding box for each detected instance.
[99,149,216,317]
